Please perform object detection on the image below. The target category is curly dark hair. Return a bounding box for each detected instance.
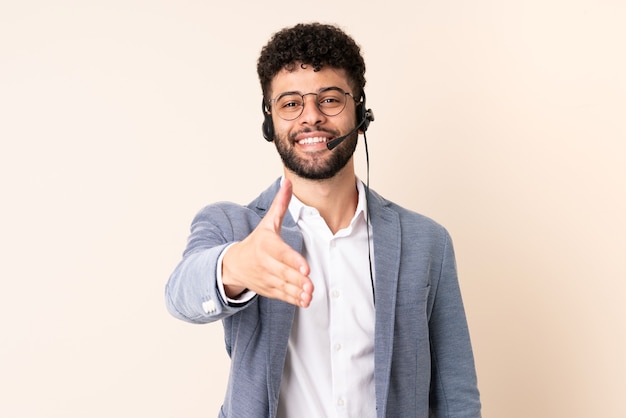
[257,23,366,103]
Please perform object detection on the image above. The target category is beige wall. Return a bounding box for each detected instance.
[1,1,624,417]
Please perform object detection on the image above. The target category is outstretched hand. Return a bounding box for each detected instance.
[222,179,313,307]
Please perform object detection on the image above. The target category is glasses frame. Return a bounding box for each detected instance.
[268,86,359,121]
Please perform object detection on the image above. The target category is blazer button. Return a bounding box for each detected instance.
[202,299,216,313]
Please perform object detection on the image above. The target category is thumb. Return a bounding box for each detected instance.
[264,179,293,232]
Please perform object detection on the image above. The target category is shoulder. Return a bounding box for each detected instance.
[368,187,450,241]
[189,179,281,235]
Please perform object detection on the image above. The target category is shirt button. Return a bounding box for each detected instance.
[329,240,336,248]
[337,398,345,407]
[334,343,342,351]
[331,290,341,299]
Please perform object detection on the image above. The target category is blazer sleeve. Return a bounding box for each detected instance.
[428,230,482,417]
[165,202,259,324]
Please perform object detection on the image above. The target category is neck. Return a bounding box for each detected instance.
[285,161,358,234]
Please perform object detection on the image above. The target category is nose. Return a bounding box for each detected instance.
[299,93,327,126]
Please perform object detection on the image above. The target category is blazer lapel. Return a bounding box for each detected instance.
[251,179,302,412]
[369,189,401,417]
[267,222,301,410]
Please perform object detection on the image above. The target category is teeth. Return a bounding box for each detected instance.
[297,137,328,145]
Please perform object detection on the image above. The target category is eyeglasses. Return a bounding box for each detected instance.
[268,87,358,121]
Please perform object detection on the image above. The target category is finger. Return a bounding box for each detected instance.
[263,263,314,307]
[270,238,311,284]
[270,275,307,305]
[262,181,311,277]
[264,178,293,232]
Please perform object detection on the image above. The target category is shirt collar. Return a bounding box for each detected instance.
[285,176,368,226]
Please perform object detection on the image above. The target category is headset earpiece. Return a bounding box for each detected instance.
[357,91,374,133]
[261,99,274,142]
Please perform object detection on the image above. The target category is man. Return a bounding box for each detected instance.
[166,22,481,417]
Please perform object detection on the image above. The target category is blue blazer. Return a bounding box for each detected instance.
[166,179,481,417]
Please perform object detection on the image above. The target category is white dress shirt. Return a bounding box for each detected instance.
[277,180,376,418]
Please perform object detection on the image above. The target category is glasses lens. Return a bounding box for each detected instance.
[275,94,304,120]
[318,88,348,116]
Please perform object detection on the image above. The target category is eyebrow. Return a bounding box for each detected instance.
[274,86,346,99]
[276,90,301,98]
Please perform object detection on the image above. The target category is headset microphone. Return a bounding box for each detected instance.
[326,108,374,151]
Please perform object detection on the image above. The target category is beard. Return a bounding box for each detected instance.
[274,128,358,180]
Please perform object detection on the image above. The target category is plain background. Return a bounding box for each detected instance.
[1,1,624,417]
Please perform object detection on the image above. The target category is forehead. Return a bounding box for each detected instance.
[269,65,352,97]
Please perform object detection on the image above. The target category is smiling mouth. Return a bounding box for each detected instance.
[297,137,328,145]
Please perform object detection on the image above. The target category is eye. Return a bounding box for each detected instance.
[318,93,345,108]
[277,95,303,111]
